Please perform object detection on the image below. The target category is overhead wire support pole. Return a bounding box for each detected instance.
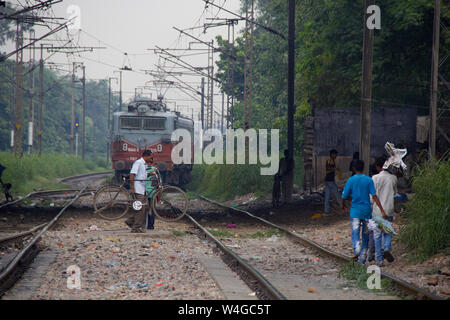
[199,18,239,129]
[81,65,86,161]
[243,0,254,129]
[14,21,24,157]
[0,19,71,62]
[159,54,221,84]
[203,0,285,40]
[114,70,123,111]
[172,26,237,61]
[285,0,295,202]
[207,40,214,130]
[227,19,236,129]
[201,77,205,129]
[71,62,75,155]
[429,0,440,158]
[107,77,118,164]
[71,62,86,155]
[360,0,375,175]
[28,29,35,155]
[155,65,202,95]
[37,44,43,156]
[0,0,62,20]
[155,46,222,83]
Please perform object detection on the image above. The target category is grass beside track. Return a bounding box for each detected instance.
[187,154,304,201]
[399,158,450,261]
[0,152,109,198]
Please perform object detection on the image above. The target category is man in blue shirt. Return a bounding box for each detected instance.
[341,159,387,265]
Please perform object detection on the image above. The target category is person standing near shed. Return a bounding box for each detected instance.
[349,152,359,176]
[324,149,342,214]
[126,150,153,233]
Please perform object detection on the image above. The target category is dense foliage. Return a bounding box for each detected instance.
[215,0,450,155]
[399,159,450,260]
[0,59,118,158]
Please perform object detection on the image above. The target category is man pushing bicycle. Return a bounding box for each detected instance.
[126,150,154,233]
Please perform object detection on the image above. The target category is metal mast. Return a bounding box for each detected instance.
[243,0,254,129]
[13,22,24,157]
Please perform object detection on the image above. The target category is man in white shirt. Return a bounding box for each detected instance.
[125,150,153,233]
[369,156,397,265]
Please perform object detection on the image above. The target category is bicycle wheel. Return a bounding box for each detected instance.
[152,186,188,222]
[93,185,130,220]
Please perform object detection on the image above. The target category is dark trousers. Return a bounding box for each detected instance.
[125,193,147,229]
[147,197,155,229]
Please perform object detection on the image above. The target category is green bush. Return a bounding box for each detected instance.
[399,159,450,261]
[187,152,304,201]
[188,163,273,201]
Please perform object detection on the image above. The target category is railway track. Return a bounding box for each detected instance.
[0,171,112,209]
[58,171,113,186]
[186,213,286,300]
[1,169,443,301]
[192,194,444,301]
[0,187,87,297]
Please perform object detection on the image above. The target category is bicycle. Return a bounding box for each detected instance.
[92,172,188,222]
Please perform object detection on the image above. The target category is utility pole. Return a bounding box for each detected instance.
[81,65,86,160]
[14,22,24,158]
[201,77,205,129]
[10,63,15,153]
[206,41,214,130]
[243,0,254,130]
[27,29,35,155]
[285,0,295,202]
[360,0,375,175]
[37,44,43,156]
[107,77,118,164]
[429,0,440,158]
[227,19,237,128]
[70,62,75,154]
[114,70,123,111]
[221,91,224,133]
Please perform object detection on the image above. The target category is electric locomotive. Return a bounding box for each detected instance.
[110,97,194,186]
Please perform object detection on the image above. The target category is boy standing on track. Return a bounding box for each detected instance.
[341,160,387,265]
[126,150,153,233]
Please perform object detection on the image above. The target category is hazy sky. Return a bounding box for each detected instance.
[3,0,243,120]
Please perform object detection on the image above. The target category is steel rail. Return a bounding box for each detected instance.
[197,194,444,300]
[0,171,111,209]
[58,171,113,184]
[0,223,47,245]
[185,213,286,300]
[0,187,87,288]
[0,189,95,209]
